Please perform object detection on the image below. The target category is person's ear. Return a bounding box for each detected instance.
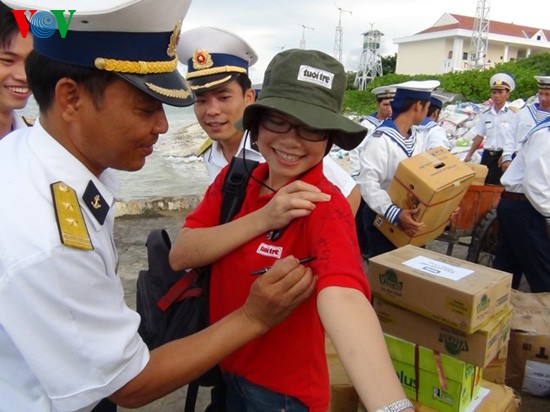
[244,87,256,106]
[55,78,82,122]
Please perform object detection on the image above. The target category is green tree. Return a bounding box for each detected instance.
[343,52,550,115]
[381,54,396,75]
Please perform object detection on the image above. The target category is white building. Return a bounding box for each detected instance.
[394,13,550,75]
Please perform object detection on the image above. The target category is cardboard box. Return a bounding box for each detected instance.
[368,245,512,333]
[466,163,488,186]
[375,147,475,247]
[373,298,512,368]
[384,334,482,412]
[483,343,508,385]
[506,290,550,396]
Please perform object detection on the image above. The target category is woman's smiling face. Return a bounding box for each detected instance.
[256,111,329,190]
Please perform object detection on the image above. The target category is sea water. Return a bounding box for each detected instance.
[17,99,210,200]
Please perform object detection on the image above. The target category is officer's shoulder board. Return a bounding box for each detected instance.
[372,130,384,138]
[22,116,35,127]
[508,106,519,113]
[195,137,213,157]
[51,181,93,251]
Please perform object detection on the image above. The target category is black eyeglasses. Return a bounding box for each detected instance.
[260,115,328,142]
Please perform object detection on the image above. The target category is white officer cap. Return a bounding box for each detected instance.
[4,0,194,107]
[534,75,550,89]
[371,86,396,100]
[490,73,515,92]
[177,26,258,92]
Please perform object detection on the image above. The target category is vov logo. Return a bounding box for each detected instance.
[11,10,76,39]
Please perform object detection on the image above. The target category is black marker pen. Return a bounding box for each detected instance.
[250,256,316,276]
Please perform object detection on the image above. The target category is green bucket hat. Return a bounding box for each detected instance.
[242,49,366,150]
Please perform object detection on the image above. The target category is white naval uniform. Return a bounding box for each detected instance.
[501,120,550,217]
[348,114,382,179]
[356,121,424,224]
[414,119,453,151]
[502,103,550,163]
[495,118,550,292]
[0,121,149,411]
[474,104,516,151]
[201,132,356,197]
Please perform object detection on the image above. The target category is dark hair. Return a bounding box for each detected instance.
[427,104,440,118]
[391,97,429,119]
[234,73,252,95]
[26,51,117,112]
[0,3,19,50]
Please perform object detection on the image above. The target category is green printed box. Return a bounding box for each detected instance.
[385,334,483,412]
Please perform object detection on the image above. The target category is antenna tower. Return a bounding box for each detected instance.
[468,0,491,69]
[299,24,314,49]
[333,5,352,63]
[354,25,383,91]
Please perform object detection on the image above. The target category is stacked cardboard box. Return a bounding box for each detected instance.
[366,245,514,411]
[374,147,475,247]
[368,245,512,334]
[506,290,550,396]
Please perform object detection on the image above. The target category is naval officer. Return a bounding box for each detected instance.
[0,1,315,410]
[464,73,517,184]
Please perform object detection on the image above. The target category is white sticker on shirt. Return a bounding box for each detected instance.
[257,243,283,259]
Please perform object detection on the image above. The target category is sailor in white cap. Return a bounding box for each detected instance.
[176,26,260,179]
[356,80,439,258]
[500,75,550,173]
[0,2,314,411]
[464,72,517,184]
[348,85,395,257]
[494,115,550,292]
[348,85,395,179]
[177,26,361,214]
[415,92,454,151]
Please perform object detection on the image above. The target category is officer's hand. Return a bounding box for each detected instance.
[258,180,331,231]
[243,256,316,330]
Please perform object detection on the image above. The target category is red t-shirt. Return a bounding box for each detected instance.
[185,161,370,411]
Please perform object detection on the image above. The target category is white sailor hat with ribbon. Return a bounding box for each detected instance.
[371,85,396,100]
[534,75,550,89]
[177,26,258,92]
[4,0,194,107]
[430,92,452,109]
[490,73,515,91]
[390,80,440,117]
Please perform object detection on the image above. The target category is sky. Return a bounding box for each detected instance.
[179,0,549,84]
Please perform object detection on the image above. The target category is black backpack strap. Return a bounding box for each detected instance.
[220,156,259,224]
[185,382,199,412]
